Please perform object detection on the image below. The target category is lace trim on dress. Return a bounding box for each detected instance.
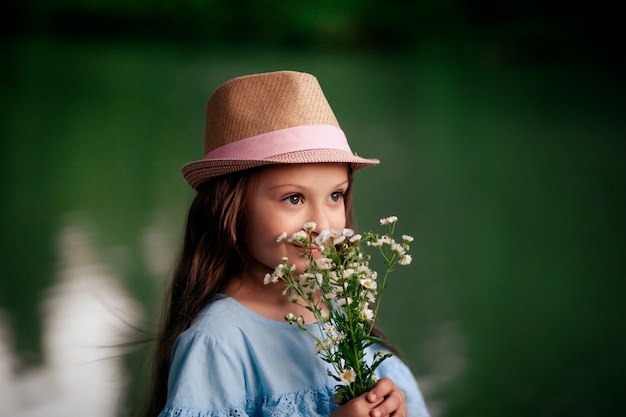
[158,385,338,417]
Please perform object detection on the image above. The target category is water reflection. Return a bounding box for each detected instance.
[0,219,143,417]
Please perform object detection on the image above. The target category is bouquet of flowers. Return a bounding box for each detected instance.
[264,216,413,402]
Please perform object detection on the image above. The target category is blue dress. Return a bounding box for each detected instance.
[159,296,430,417]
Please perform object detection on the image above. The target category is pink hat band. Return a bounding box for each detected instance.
[203,125,351,160]
[181,123,378,189]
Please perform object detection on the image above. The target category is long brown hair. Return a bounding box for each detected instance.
[143,165,356,417]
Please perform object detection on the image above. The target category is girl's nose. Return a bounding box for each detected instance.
[310,205,332,233]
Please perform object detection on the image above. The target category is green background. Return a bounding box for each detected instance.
[1,2,624,416]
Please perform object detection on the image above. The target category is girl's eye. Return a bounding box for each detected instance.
[330,191,344,202]
[286,194,302,205]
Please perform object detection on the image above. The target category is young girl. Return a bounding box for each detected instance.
[145,71,430,417]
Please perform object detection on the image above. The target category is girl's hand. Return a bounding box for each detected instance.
[365,377,407,417]
[330,378,407,417]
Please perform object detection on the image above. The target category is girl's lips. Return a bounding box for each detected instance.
[294,245,319,255]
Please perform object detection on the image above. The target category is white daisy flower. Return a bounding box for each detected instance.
[323,324,336,335]
[332,331,346,342]
[314,273,324,286]
[276,232,288,242]
[322,337,335,349]
[398,254,412,265]
[316,257,334,270]
[336,297,352,307]
[303,221,317,232]
[359,278,377,290]
[349,233,362,243]
[364,291,376,303]
[315,230,329,244]
[361,307,375,321]
[272,264,284,278]
[333,235,346,245]
[339,369,356,384]
[391,242,406,255]
[342,268,355,278]
[316,228,344,245]
[379,216,398,225]
[327,270,339,282]
[289,230,308,243]
[371,239,384,248]
[402,234,414,242]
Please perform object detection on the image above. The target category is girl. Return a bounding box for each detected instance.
[145,71,430,417]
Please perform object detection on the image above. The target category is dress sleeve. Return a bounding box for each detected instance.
[158,331,250,417]
[376,355,431,417]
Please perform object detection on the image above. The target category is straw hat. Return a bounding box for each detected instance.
[182,70,379,189]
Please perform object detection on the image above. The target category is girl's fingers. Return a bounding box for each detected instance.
[369,388,406,417]
[331,393,379,417]
[366,377,394,403]
[366,378,407,417]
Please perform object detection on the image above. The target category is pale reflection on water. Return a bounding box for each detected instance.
[0,220,143,417]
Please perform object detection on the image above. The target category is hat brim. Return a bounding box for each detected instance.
[182,149,379,190]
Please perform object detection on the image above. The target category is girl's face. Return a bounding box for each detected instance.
[245,163,349,277]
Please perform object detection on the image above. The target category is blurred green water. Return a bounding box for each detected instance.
[1,36,624,416]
